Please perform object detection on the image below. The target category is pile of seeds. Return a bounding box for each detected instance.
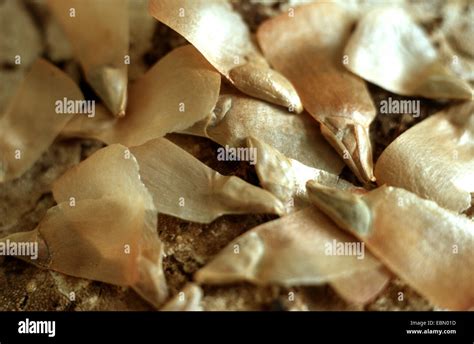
[0,0,472,311]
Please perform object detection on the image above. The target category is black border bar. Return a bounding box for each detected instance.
[0,311,472,343]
